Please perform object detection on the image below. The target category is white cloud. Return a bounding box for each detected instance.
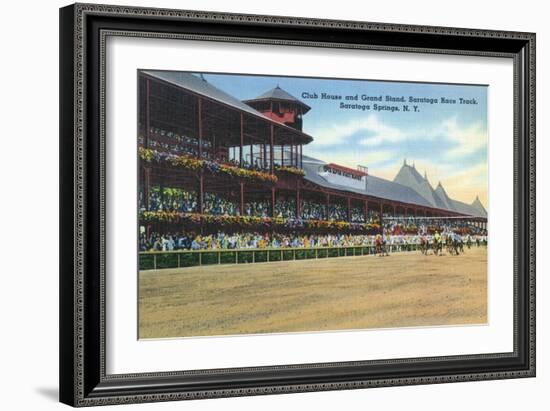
[307,113,487,160]
[305,148,396,169]
[440,117,488,159]
[303,113,488,204]
[306,114,406,147]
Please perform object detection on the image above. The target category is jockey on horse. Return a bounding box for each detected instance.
[420,232,429,255]
[433,230,443,256]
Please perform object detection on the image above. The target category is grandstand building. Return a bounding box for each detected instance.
[138,70,487,234]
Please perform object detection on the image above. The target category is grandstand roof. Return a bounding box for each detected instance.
[302,155,487,218]
[303,157,434,208]
[141,70,314,144]
[434,182,455,211]
[471,196,488,215]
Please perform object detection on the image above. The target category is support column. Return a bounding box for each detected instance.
[263,143,267,170]
[290,142,294,167]
[145,78,151,148]
[250,143,253,169]
[143,167,151,211]
[212,133,216,161]
[364,199,369,223]
[281,144,285,166]
[326,194,330,221]
[199,173,204,214]
[198,98,203,158]
[380,202,384,228]
[240,182,244,216]
[270,124,274,173]
[299,144,303,169]
[239,113,244,167]
[347,197,352,222]
[296,180,301,218]
[271,187,276,218]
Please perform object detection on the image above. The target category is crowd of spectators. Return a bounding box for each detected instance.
[274,199,296,219]
[139,127,278,171]
[382,216,487,236]
[140,187,407,228]
[139,127,210,158]
[142,188,198,213]
[328,203,348,221]
[140,186,486,238]
[203,192,238,216]
[300,201,325,220]
[139,230,488,252]
[244,200,271,217]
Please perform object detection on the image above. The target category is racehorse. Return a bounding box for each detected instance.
[375,234,388,257]
[420,235,430,255]
[447,234,463,256]
[432,235,443,256]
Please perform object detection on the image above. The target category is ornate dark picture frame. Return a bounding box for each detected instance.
[59,3,535,407]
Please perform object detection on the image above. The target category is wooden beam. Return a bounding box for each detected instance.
[296,180,301,218]
[271,187,276,218]
[145,78,151,148]
[198,97,203,158]
[239,113,244,167]
[143,167,151,211]
[240,182,244,216]
[199,172,204,214]
[270,124,274,173]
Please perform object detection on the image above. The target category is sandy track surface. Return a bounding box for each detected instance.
[139,247,487,338]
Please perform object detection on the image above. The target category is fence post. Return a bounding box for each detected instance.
[199,252,202,266]
[153,254,157,270]
[178,253,181,268]
[218,251,221,264]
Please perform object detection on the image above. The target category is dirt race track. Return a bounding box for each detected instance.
[139,247,487,338]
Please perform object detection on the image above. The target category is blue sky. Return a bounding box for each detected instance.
[200,72,488,206]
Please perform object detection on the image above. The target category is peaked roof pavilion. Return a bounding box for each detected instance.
[243,85,311,113]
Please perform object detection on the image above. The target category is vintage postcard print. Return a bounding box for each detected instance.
[137,71,488,339]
